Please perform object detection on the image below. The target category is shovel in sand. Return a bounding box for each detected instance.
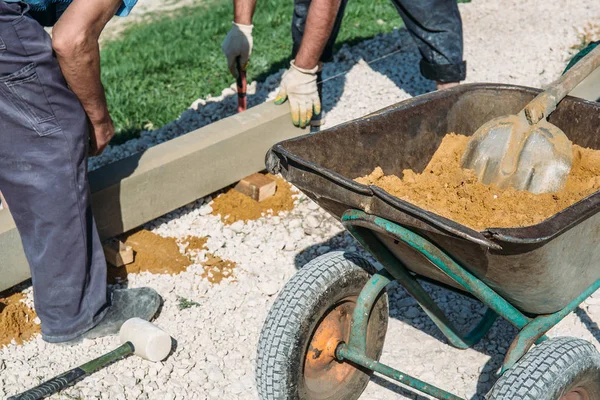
[461,44,600,194]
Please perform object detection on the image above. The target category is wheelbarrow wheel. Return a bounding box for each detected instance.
[256,251,389,400]
[486,337,600,400]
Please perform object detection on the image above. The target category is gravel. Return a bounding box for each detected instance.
[2,0,600,399]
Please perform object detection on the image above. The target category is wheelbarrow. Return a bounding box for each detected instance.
[256,83,600,400]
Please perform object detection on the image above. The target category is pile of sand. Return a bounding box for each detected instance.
[356,134,600,230]
[211,175,295,224]
[0,291,40,347]
[108,230,237,285]
[121,229,193,275]
[200,254,237,284]
[182,236,237,284]
[183,236,208,252]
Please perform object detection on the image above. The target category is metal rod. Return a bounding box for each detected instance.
[463,308,499,345]
[337,344,465,400]
[346,222,498,349]
[501,277,600,372]
[347,270,393,353]
[342,210,540,338]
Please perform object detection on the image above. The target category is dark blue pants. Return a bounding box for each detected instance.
[292,0,466,83]
[0,1,108,342]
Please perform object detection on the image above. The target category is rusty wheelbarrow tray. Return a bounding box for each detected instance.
[256,84,600,400]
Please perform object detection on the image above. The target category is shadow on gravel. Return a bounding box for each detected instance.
[167,337,179,359]
[575,306,600,342]
[370,374,430,400]
[319,29,437,120]
[294,233,517,398]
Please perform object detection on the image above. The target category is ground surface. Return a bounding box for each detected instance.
[2,0,600,399]
[98,0,399,135]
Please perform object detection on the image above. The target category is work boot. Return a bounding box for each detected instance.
[68,287,162,343]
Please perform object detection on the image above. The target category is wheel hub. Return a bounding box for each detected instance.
[304,298,357,397]
[561,388,590,400]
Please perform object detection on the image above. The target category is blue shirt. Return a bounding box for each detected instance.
[3,0,137,25]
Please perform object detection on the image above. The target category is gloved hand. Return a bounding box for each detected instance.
[275,60,320,128]
[221,22,254,78]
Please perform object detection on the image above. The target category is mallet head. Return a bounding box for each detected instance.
[119,318,172,362]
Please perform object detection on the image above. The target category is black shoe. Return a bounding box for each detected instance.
[77,287,162,341]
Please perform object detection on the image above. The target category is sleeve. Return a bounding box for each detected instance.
[115,0,138,17]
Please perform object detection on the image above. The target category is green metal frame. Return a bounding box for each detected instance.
[335,209,600,400]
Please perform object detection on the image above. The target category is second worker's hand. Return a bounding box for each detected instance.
[275,60,320,128]
[222,22,254,78]
[88,117,115,156]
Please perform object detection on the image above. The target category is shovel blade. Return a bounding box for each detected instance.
[461,114,573,194]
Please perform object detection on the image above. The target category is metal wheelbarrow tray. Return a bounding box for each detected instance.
[267,83,600,316]
[256,83,600,400]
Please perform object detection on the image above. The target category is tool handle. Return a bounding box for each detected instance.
[8,342,134,400]
[236,57,247,113]
[8,368,87,400]
[525,44,600,124]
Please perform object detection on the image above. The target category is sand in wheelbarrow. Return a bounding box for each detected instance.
[210,174,295,224]
[0,291,40,347]
[356,133,600,231]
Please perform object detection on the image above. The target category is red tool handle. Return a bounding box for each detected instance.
[236,58,247,113]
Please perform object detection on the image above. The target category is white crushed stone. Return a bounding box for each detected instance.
[2,0,600,399]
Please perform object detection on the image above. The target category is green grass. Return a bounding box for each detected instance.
[100,0,402,135]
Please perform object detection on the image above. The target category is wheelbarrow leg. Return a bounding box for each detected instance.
[501,277,600,373]
[346,223,498,349]
[342,210,549,344]
[345,269,393,354]
[336,344,464,400]
[337,270,465,400]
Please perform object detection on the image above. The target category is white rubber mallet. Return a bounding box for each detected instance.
[9,318,172,400]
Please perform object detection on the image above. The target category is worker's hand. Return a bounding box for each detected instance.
[89,117,115,156]
[275,60,320,128]
[222,22,253,78]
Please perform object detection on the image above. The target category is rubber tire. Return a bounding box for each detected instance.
[486,337,600,400]
[256,251,389,400]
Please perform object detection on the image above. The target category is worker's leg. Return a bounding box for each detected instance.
[392,0,466,84]
[0,2,108,342]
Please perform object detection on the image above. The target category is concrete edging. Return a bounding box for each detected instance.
[0,101,299,292]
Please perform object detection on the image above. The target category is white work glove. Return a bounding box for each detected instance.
[221,22,253,78]
[275,60,320,128]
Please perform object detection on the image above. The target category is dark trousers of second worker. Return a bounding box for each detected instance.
[291,0,466,83]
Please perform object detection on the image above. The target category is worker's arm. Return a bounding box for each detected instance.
[275,0,340,128]
[51,0,121,156]
[222,0,257,77]
[233,0,257,25]
[294,0,340,70]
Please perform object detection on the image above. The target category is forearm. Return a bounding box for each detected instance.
[294,0,340,70]
[51,0,119,125]
[233,0,257,25]
[54,40,110,124]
